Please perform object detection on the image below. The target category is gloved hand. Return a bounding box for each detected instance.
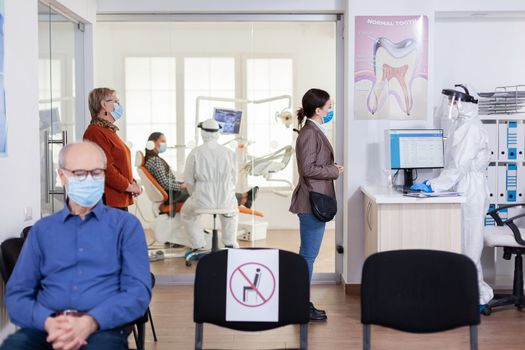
[410,180,433,193]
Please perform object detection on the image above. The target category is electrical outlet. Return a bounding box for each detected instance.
[24,207,32,221]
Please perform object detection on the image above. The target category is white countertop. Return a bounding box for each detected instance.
[360,185,466,204]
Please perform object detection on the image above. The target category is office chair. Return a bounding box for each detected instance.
[484,204,525,315]
[17,226,158,350]
[194,249,309,350]
[361,250,480,350]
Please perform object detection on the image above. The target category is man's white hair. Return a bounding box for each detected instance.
[58,141,107,169]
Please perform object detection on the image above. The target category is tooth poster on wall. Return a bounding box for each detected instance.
[354,16,428,120]
[0,0,5,156]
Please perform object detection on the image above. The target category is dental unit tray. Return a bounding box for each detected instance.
[478,85,525,115]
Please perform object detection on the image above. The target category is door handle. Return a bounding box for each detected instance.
[44,130,50,203]
[366,201,372,230]
[45,130,68,203]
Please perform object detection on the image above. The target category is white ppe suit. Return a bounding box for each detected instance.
[181,127,239,249]
[429,101,494,305]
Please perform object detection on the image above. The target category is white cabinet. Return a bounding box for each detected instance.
[362,186,463,257]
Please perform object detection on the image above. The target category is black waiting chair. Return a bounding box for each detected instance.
[484,204,525,314]
[11,226,157,350]
[194,249,309,350]
[0,237,24,283]
[361,250,480,350]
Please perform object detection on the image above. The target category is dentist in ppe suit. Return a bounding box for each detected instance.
[411,84,494,310]
[181,119,239,250]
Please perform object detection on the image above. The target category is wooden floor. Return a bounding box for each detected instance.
[149,230,335,275]
[139,284,525,350]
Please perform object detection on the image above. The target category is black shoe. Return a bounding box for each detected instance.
[244,186,259,209]
[309,307,327,321]
[309,302,326,315]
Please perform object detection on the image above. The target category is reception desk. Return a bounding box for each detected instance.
[361,186,466,257]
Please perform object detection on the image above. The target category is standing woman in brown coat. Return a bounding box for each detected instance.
[289,88,344,321]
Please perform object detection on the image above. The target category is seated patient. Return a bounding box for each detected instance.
[144,132,258,216]
[1,141,151,350]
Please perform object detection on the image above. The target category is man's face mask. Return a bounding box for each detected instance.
[66,175,105,208]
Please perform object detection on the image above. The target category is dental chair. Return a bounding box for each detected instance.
[483,204,525,315]
[134,151,191,248]
[135,151,265,265]
[241,146,294,187]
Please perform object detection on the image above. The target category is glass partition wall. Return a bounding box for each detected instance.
[95,19,341,282]
[38,2,85,216]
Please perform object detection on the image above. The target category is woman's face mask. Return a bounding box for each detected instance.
[323,108,334,124]
[159,142,167,153]
[111,102,123,121]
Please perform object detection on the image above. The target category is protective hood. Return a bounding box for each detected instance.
[198,118,221,143]
[201,129,220,143]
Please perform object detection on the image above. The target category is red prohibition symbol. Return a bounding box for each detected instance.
[229,262,276,308]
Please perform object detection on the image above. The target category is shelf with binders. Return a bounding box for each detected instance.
[479,109,525,226]
[480,114,525,121]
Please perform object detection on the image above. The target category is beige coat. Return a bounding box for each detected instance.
[289,120,339,214]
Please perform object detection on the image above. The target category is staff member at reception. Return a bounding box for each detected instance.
[290,88,343,321]
[84,88,141,211]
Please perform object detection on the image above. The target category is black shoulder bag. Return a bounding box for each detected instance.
[305,176,337,222]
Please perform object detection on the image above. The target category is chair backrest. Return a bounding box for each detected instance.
[20,226,32,240]
[194,249,309,331]
[135,151,168,205]
[0,238,25,283]
[361,250,480,333]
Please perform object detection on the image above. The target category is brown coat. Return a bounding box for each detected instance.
[289,120,339,214]
[83,123,133,208]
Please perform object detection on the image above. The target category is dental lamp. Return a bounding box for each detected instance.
[275,109,294,128]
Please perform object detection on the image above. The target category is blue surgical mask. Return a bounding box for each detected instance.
[159,142,167,153]
[323,108,334,124]
[111,102,123,121]
[67,175,104,208]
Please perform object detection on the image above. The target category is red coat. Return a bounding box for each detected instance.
[84,124,133,208]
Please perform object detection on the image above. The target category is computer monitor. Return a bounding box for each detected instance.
[387,129,444,189]
[213,108,242,135]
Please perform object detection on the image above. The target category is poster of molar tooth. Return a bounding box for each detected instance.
[354,16,428,120]
[0,0,5,156]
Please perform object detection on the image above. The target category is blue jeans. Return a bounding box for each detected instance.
[0,327,130,350]
[298,213,326,282]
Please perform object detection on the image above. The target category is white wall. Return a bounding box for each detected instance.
[434,19,525,95]
[0,0,40,242]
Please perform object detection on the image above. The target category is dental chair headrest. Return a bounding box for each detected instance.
[135,151,145,167]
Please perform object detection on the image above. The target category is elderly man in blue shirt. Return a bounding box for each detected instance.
[1,141,151,350]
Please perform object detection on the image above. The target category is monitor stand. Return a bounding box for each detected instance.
[403,169,414,193]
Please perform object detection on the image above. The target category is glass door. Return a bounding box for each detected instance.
[38,2,85,216]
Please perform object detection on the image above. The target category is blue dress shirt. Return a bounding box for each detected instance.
[5,201,152,331]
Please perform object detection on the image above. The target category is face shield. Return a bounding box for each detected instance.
[439,84,479,120]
